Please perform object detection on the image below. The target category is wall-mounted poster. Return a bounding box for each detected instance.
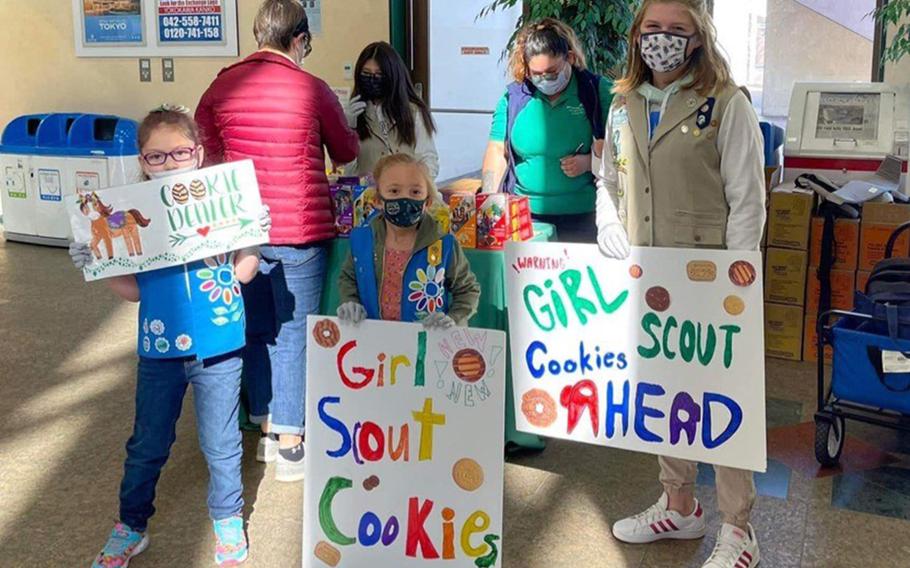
[304,0,322,34]
[73,0,238,57]
[81,0,145,45]
[157,0,226,45]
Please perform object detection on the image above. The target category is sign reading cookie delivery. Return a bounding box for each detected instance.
[66,160,267,282]
[304,317,506,568]
[506,242,767,472]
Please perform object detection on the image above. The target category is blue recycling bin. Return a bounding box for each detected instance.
[760,121,785,168]
[0,113,140,246]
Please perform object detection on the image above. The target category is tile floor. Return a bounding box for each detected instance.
[1,238,909,567]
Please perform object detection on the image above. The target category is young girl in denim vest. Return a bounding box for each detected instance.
[337,154,480,327]
[69,106,270,567]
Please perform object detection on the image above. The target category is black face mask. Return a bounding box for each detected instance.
[358,73,386,101]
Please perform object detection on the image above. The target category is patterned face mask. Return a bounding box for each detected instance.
[640,32,692,74]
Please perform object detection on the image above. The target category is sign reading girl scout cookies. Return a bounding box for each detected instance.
[506,242,767,473]
[304,317,506,568]
[66,160,267,282]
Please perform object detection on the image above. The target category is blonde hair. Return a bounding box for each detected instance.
[509,18,587,83]
[614,0,733,97]
[373,154,440,203]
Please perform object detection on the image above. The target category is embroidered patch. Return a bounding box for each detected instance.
[143,336,151,353]
[176,334,193,352]
[155,337,170,354]
[612,107,629,128]
[142,319,149,335]
[150,320,165,336]
[428,240,442,267]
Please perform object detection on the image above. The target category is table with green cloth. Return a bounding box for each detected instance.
[318,223,555,450]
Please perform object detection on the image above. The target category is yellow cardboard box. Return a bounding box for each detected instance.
[765,302,804,361]
[767,189,814,250]
[764,248,809,306]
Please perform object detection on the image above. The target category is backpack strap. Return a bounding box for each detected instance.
[817,202,839,316]
[575,69,605,140]
[502,81,534,193]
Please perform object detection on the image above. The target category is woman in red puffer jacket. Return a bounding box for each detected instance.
[195,0,359,483]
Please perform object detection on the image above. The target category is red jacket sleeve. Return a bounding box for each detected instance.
[318,82,360,164]
[195,88,224,166]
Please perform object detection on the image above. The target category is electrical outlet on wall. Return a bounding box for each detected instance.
[139,59,152,82]
[343,63,354,81]
[162,59,175,82]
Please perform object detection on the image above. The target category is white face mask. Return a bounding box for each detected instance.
[640,32,693,73]
[147,164,198,180]
[531,63,572,96]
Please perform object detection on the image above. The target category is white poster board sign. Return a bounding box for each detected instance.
[66,160,267,281]
[506,242,767,473]
[304,317,506,568]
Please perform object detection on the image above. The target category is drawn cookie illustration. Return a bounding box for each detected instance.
[729,261,757,287]
[629,265,643,279]
[314,541,341,567]
[686,260,717,282]
[313,319,341,349]
[724,295,745,316]
[189,179,207,200]
[521,389,557,428]
[645,286,671,312]
[452,348,486,383]
[171,183,189,205]
[362,475,380,491]
[452,458,485,492]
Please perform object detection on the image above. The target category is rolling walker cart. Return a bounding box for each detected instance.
[814,222,910,467]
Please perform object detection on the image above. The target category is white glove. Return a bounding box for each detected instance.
[69,241,93,269]
[597,223,631,260]
[337,301,367,324]
[344,95,367,129]
[259,205,272,234]
[422,311,456,330]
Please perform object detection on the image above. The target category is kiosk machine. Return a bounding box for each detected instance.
[777,82,909,193]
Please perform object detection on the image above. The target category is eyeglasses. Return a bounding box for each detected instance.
[142,147,197,166]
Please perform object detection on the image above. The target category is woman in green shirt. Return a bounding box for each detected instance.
[482,18,613,243]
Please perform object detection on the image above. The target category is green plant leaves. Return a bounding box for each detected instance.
[482,0,642,75]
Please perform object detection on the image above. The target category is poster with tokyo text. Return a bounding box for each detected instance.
[506,242,767,473]
[304,317,506,568]
[66,160,267,282]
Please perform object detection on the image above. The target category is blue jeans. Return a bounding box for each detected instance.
[242,244,328,435]
[119,353,243,532]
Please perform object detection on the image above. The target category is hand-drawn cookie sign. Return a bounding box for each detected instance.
[67,160,268,282]
[506,242,768,473]
[304,317,507,568]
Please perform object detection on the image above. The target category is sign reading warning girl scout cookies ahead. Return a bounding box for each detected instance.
[304,317,506,568]
[506,242,767,473]
[66,160,267,282]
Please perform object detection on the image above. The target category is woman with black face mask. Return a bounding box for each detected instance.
[343,42,439,179]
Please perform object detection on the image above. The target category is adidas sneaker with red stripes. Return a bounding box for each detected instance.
[611,493,708,544]
[702,523,761,568]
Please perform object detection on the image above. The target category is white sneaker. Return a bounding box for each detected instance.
[275,441,306,482]
[257,434,278,463]
[612,493,707,544]
[702,523,760,568]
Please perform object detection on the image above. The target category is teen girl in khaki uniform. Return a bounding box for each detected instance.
[596,1,765,567]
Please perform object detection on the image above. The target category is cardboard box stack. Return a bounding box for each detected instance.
[764,189,814,361]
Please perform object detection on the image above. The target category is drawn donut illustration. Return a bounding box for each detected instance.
[313,319,341,349]
[521,389,557,428]
[171,183,189,204]
[452,349,486,383]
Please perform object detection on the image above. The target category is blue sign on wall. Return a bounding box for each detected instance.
[84,14,144,44]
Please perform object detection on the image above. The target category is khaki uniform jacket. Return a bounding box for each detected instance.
[596,83,766,251]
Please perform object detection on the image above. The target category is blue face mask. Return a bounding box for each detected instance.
[383,197,426,227]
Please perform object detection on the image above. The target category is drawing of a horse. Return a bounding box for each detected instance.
[77,192,151,260]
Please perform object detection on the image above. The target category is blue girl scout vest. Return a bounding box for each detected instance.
[136,253,246,361]
[350,227,456,323]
